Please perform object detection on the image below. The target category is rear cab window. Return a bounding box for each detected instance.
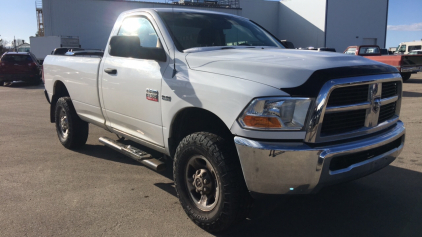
[344,47,357,55]
[358,46,380,55]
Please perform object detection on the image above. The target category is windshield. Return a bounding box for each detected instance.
[157,12,284,51]
[397,44,406,53]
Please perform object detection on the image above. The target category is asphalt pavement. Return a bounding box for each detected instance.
[1,73,422,237]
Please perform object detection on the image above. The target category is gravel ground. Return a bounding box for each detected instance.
[0,73,421,237]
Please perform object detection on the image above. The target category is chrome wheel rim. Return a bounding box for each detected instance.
[185,155,220,212]
[59,108,69,139]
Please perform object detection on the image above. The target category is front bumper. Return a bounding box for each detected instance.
[234,121,405,197]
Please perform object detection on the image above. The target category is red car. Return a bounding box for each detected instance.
[0,52,42,86]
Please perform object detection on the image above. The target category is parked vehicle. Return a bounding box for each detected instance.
[344,45,422,81]
[409,50,422,55]
[395,41,422,55]
[307,47,336,52]
[0,52,41,86]
[51,47,84,55]
[43,9,406,233]
[380,48,389,55]
[30,36,80,63]
[64,50,104,57]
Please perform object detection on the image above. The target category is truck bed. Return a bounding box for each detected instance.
[44,55,105,125]
[364,55,422,68]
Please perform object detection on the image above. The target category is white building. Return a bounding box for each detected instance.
[42,0,388,52]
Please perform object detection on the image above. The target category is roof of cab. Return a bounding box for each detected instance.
[120,8,247,19]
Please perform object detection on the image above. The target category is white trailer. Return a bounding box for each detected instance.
[29,36,80,63]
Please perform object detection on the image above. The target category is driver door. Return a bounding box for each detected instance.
[100,14,168,146]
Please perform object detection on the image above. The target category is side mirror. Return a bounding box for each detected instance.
[280,40,295,49]
[109,36,141,58]
[109,36,166,62]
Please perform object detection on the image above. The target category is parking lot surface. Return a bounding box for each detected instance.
[1,73,422,237]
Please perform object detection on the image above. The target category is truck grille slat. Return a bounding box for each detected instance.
[320,110,366,136]
[378,102,397,124]
[327,85,369,106]
[381,82,398,99]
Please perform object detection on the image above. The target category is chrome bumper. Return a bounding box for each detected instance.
[401,66,421,73]
[234,121,405,197]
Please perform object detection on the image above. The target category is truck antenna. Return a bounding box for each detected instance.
[172,6,177,78]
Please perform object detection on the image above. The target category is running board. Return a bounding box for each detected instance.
[99,137,166,172]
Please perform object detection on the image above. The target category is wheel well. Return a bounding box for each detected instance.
[168,108,234,158]
[50,81,70,123]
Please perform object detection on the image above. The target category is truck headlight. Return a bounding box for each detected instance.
[238,97,312,130]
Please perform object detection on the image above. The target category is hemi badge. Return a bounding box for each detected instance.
[162,95,171,102]
[146,88,159,102]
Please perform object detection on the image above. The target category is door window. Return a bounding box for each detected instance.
[118,17,160,48]
[408,45,422,51]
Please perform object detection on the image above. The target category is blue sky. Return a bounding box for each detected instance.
[386,0,422,48]
[0,0,421,48]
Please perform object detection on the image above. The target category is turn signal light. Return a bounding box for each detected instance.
[243,116,282,128]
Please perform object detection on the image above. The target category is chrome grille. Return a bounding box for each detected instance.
[305,74,402,143]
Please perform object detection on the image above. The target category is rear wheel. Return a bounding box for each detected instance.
[401,73,411,82]
[174,132,253,233]
[55,97,89,149]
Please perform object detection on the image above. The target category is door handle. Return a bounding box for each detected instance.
[104,68,117,74]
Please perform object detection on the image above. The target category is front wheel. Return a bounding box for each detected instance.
[173,132,253,233]
[401,73,411,82]
[55,97,89,149]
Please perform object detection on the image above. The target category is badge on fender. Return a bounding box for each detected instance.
[146,88,159,102]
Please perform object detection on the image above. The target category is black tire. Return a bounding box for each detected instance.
[55,97,89,149]
[401,73,411,82]
[173,132,253,233]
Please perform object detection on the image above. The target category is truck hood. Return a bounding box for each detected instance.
[185,48,383,89]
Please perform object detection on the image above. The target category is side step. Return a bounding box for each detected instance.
[99,137,166,172]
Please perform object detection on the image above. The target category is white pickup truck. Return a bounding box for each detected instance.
[43,8,406,233]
